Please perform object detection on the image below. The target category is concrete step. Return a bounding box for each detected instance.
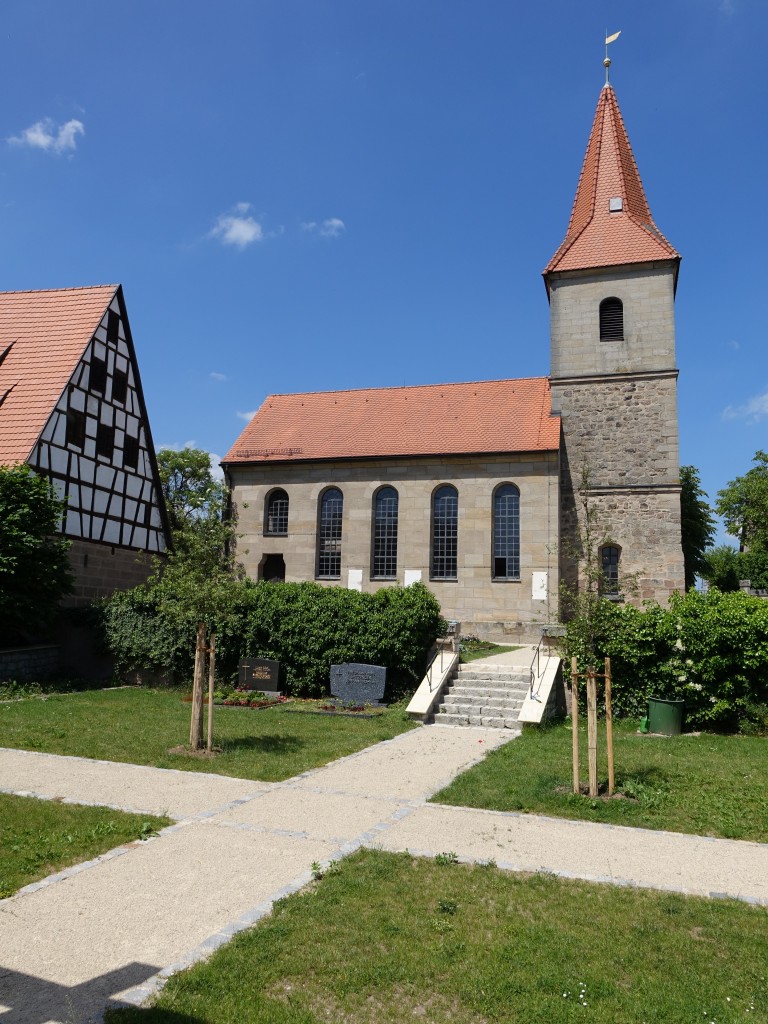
[433,710,522,731]
[442,695,525,713]
[446,683,529,699]
[456,667,528,684]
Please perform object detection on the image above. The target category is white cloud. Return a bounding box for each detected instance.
[237,410,258,422]
[10,117,85,154]
[208,452,224,481]
[210,203,264,249]
[720,0,735,14]
[320,217,345,237]
[209,371,228,382]
[302,217,346,238]
[722,391,768,423]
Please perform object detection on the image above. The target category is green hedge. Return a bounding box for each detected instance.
[564,589,768,731]
[102,580,444,698]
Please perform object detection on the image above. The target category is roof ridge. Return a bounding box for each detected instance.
[0,284,118,297]
[261,375,551,400]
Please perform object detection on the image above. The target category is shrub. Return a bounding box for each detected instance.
[564,589,768,731]
[102,580,444,698]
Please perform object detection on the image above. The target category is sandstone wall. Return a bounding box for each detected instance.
[228,452,560,641]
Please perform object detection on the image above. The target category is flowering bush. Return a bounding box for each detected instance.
[564,589,768,731]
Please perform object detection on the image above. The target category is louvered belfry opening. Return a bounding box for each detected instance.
[599,297,624,341]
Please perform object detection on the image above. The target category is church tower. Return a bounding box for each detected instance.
[544,81,685,602]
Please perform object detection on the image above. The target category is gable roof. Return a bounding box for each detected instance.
[224,377,560,466]
[545,85,679,279]
[0,285,118,466]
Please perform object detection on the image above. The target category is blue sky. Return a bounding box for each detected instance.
[1,1,764,543]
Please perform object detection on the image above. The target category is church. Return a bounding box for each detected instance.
[223,78,686,641]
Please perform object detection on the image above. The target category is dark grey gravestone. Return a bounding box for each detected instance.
[239,658,280,695]
[330,663,386,705]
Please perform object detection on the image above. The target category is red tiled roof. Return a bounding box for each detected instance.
[0,285,117,465]
[545,85,679,276]
[224,377,560,464]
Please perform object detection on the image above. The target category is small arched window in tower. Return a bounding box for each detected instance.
[265,489,289,536]
[317,487,343,578]
[600,545,621,597]
[599,297,624,341]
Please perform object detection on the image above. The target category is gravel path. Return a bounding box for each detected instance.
[1,724,766,1023]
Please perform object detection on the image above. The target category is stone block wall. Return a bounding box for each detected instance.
[228,452,560,641]
[552,371,681,487]
[64,538,155,606]
[559,482,685,603]
[550,264,677,379]
[0,644,59,681]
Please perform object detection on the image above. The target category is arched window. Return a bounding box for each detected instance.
[431,485,458,580]
[317,488,343,578]
[372,486,398,579]
[600,545,621,596]
[265,489,289,535]
[493,484,520,580]
[599,297,624,341]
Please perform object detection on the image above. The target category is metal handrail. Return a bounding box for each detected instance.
[424,639,451,692]
[528,636,546,702]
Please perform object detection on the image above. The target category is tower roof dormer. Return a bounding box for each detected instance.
[544,84,679,283]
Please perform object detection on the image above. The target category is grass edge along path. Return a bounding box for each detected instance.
[0,688,417,782]
[0,792,171,898]
[430,720,768,842]
[106,849,767,1024]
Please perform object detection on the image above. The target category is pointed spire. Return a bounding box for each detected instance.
[545,86,679,278]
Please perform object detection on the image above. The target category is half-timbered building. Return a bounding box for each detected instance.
[0,284,171,605]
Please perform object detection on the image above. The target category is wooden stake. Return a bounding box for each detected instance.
[605,656,614,797]
[587,665,598,798]
[189,625,202,746]
[206,633,216,753]
[190,623,206,749]
[571,657,579,795]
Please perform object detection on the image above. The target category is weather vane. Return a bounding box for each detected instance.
[604,29,621,85]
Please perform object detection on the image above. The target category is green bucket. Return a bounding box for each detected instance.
[647,697,684,736]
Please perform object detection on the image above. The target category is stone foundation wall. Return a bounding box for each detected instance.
[64,539,155,606]
[0,644,59,681]
[559,485,685,605]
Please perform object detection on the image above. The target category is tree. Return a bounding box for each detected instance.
[0,465,73,645]
[156,447,227,542]
[153,448,240,748]
[716,450,768,550]
[561,465,639,666]
[679,465,716,590]
[700,544,740,592]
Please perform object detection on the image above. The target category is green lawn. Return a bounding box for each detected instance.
[0,688,416,781]
[0,793,170,898]
[106,848,767,1024]
[459,640,522,663]
[431,720,768,842]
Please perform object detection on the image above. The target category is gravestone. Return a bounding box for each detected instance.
[238,658,281,696]
[330,663,386,706]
